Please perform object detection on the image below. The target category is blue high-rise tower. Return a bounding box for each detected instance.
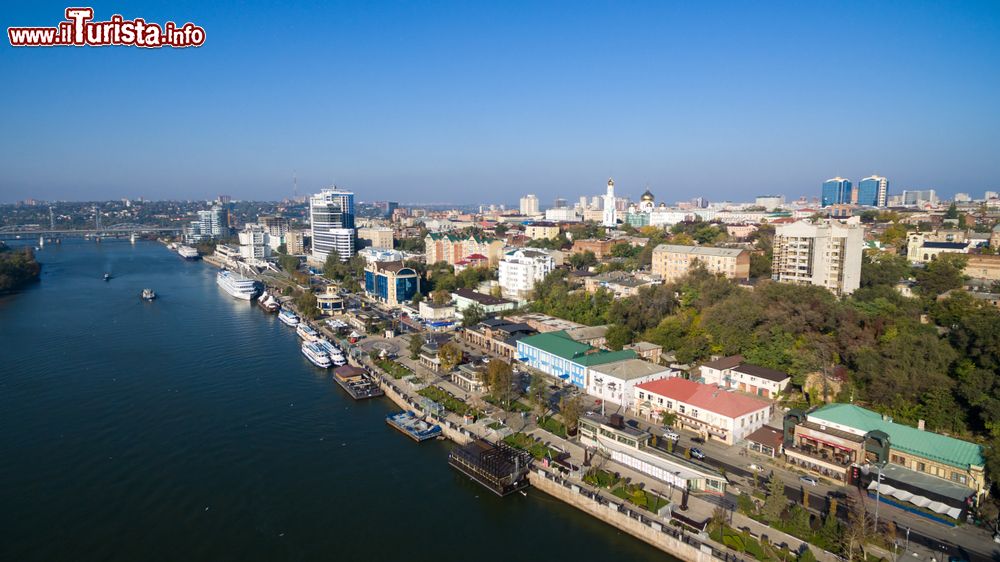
[857,175,889,207]
[821,177,852,207]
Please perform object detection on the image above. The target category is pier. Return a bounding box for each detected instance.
[332,365,384,400]
[448,439,533,497]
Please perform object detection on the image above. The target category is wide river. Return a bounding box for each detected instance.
[0,239,670,561]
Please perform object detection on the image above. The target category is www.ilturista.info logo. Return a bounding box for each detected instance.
[8,7,205,48]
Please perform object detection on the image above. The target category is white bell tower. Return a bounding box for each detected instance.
[602,178,617,227]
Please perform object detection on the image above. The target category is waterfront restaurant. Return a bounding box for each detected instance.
[783,403,987,518]
[578,413,727,495]
[316,286,345,316]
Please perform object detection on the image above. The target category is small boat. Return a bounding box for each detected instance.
[103,272,111,281]
[386,411,442,442]
[278,309,300,327]
[141,288,156,301]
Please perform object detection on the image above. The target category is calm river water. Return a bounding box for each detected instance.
[0,239,671,561]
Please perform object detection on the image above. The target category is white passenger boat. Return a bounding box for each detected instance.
[177,245,200,260]
[217,270,259,300]
[278,309,300,326]
[316,339,346,366]
[301,342,332,368]
[296,324,319,342]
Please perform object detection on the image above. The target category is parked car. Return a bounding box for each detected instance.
[663,429,680,441]
[690,436,706,444]
[748,463,765,472]
[800,476,818,486]
[690,447,706,460]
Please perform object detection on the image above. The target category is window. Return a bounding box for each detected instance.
[916,462,926,472]
[638,392,645,400]
[657,397,663,405]
[951,472,968,485]
[891,454,905,465]
[679,405,686,414]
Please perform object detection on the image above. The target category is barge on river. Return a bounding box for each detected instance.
[333,365,384,400]
[386,411,441,442]
[448,439,534,497]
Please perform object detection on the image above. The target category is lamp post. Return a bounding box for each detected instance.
[873,463,886,534]
[904,527,910,557]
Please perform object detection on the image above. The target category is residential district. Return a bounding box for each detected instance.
[5,178,1000,562]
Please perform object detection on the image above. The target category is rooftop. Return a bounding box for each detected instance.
[653,244,747,258]
[922,241,969,250]
[588,359,672,381]
[636,378,771,419]
[731,363,791,383]
[452,287,514,307]
[517,331,636,367]
[745,425,784,449]
[807,403,985,470]
[701,355,745,371]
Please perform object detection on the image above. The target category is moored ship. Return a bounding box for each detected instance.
[296,324,319,342]
[278,309,300,326]
[177,245,200,260]
[216,270,259,300]
[301,342,332,368]
[257,292,280,312]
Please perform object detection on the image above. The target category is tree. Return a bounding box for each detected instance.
[461,303,486,327]
[660,410,676,427]
[842,492,875,561]
[278,253,299,274]
[528,373,546,411]
[411,291,424,305]
[749,252,772,279]
[408,333,424,360]
[915,254,968,297]
[486,360,515,407]
[437,342,462,372]
[559,394,584,433]
[431,289,452,306]
[604,324,634,350]
[762,473,787,523]
[797,546,817,562]
[568,250,597,270]
[945,202,959,219]
[294,290,318,319]
[861,252,911,288]
[322,250,342,279]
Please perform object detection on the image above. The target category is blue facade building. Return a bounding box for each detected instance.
[857,175,888,207]
[821,177,853,207]
[364,261,419,307]
[516,331,636,389]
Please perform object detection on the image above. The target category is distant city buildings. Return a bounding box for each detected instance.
[425,232,504,266]
[285,230,307,255]
[519,194,540,215]
[772,217,864,295]
[238,224,270,260]
[902,189,938,207]
[184,205,227,243]
[310,188,356,262]
[754,195,785,210]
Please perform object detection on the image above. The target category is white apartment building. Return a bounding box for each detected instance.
[772,217,864,296]
[545,208,581,222]
[238,224,271,260]
[498,248,555,300]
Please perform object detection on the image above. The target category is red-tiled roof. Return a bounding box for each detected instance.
[636,378,770,419]
[465,253,488,260]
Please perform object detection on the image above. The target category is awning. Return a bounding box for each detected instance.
[559,374,570,380]
[867,481,962,519]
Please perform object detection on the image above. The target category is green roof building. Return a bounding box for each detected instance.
[516,330,636,389]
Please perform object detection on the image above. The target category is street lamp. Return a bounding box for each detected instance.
[872,463,886,533]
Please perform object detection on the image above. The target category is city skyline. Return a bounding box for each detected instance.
[3,1,1000,203]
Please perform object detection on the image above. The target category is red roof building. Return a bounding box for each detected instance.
[634,378,773,445]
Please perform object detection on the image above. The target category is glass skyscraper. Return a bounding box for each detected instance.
[857,175,889,207]
[821,177,852,207]
[310,188,356,262]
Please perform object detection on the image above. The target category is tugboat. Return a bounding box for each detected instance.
[141,288,156,301]
[103,272,112,282]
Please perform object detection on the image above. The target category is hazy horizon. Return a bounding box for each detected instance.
[3,1,999,204]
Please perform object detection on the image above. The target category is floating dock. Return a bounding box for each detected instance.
[386,411,442,442]
[448,439,533,497]
[333,365,384,400]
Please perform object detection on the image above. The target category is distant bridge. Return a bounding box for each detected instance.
[0,223,183,240]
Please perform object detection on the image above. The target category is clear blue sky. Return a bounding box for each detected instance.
[2,1,999,204]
